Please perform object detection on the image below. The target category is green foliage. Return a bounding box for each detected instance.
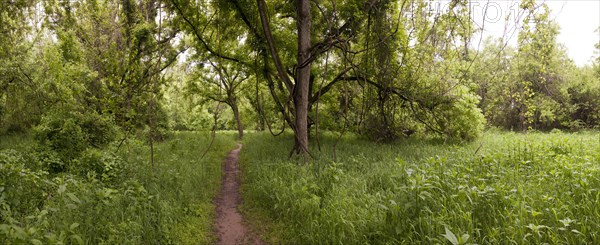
[140,103,172,142]
[35,115,86,161]
[44,177,163,244]
[78,149,125,182]
[472,3,598,132]
[31,148,65,174]
[0,150,50,218]
[0,131,236,244]
[567,66,600,129]
[240,131,600,244]
[473,38,598,131]
[432,85,486,140]
[79,112,119,148]
[34,110,117,163]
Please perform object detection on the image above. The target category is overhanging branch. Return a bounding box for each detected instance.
[169,0,251,67]
[256,0,294,94]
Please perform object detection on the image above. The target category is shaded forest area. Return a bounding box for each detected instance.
[1,0,599,244]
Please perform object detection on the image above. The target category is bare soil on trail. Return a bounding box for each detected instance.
[215,144,264,245]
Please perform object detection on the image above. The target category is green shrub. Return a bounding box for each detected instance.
[79,112,118,148]
[34,110,117,162]
[31,148,65,173]
[35,116,86,160]
[434,85,486,141]
[77,149,125,182]
[44,177,163,244]
[0,150,50,218]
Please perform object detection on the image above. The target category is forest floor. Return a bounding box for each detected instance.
[215,143,264,245]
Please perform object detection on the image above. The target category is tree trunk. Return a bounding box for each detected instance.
[230,100,244,139]
[294,0,311,156]
[256,0,311,156]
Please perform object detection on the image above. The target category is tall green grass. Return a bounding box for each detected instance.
[0,131,236,244]
[120,131,237,244]
[239,131,600,244]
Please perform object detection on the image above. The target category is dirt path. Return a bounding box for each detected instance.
[215,144,263,245]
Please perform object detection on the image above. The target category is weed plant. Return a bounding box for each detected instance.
[239,131,600,244]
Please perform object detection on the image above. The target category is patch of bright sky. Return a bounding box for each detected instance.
[431,0,599,66]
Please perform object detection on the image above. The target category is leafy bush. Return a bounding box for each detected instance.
[0,150,50,218]
[44,177,163,244]
[77,149,125,182]
[433,85,486,140]
[79,112,118,147]
[34,110,117,162]
[567,75,600,129]
[35,116,86,160]
[31,147,66,173]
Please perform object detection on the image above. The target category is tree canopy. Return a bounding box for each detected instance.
[1,0,599,153]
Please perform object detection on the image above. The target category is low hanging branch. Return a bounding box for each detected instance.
[256,0,294,94]
[333,45,448,136]
[264,67,295,129]
[309,66,352,105]
[259,99,286,137]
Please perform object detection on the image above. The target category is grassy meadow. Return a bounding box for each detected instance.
[239,130,600,244]
[0,131,236,244]
[2,129,599,244]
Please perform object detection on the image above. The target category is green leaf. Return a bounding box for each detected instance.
[70,222,79,231]
[0,224,9,233]
[27,227,37,235]
[30,239,43,245]
[57,184,66,194]
[70,234,84,245]
[443,227,459,245]
[66,193,81,204]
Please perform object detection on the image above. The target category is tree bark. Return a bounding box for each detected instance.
[294,0,311,156]
[256,0,311,156]
[230,100,244,139]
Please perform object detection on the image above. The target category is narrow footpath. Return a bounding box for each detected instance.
[215,144,263,245]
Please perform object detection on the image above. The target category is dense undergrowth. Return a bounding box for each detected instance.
[0,131,235,244]
[240,131,600,244]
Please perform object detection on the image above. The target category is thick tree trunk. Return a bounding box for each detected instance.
[295,0,311,156]
[256,0,311,156]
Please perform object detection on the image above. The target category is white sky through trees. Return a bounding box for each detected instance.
[433,0,600,66]
[547,0,600,66]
